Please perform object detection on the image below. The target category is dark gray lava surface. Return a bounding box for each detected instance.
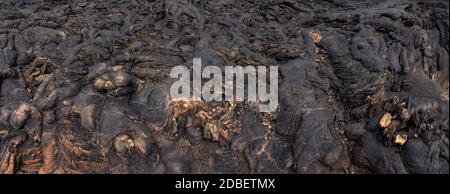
[0,0,448,174]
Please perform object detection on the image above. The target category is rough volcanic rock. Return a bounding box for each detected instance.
[0,0,448,174]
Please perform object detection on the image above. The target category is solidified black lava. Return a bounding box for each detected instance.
[0,0,448,174]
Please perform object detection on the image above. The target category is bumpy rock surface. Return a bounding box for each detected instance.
[0,0,448,174]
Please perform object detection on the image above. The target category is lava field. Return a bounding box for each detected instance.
[0,0,448,174]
